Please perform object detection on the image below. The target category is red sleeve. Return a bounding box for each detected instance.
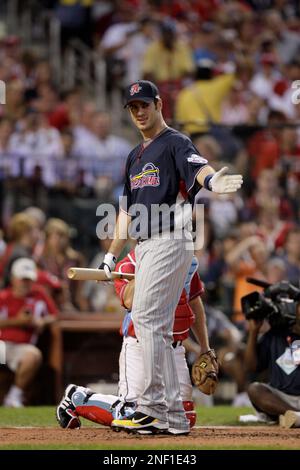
[189,272,204,300]
[114,255,135,308]
[44,294,58,316]
[0,290,9,312]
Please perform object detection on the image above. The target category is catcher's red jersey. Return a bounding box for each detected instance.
[114,249,203,341]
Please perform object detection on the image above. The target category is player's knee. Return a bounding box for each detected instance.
[183,401,196,428]
[248,382,263,396]
[248,382,265,403]
[22,346,42,367]
[72,389,88,407]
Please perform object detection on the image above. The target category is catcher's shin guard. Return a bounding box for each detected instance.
[72,389,115,426]
[183,401,196,428]
[76,405,114,426]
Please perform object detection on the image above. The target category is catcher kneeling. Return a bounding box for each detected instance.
[56,252,218,434]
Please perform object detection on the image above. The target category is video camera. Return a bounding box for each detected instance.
[241,279,300,329]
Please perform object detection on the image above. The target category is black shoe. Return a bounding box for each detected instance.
[56,384,81,429]
[112,411,168,434]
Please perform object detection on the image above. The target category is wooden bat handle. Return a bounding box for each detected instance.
[67,267,134,281]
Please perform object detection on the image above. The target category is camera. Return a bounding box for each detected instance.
[241,279,300,329]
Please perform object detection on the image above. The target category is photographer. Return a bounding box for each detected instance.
[244,282,300,428]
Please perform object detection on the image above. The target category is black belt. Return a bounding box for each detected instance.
[135,338,182,348]
[136,229,186,244]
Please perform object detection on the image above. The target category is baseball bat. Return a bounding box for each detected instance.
[67,267,135,281]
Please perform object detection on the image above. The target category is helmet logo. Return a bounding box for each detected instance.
[130,83,142,96]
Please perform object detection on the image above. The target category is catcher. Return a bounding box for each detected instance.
[56,252,218,433]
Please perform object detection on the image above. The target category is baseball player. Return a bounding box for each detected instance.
[56,252,211,432]
[99,80,242,434]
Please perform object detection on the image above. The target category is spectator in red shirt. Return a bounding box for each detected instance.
[0,258,57,407]
[247,110,286,180]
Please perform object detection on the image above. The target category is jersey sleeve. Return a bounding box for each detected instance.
[189,272,204,300]
[171,134,209,193]
[114,256,135,308]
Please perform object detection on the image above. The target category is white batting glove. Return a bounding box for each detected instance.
[210,167,243,193]
[99,253,116,279]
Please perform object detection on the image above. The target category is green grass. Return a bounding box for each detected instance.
[197,406,253,425]
[0,406,253,428]
[0,406,56,427]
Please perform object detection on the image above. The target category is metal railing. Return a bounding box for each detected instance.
[2,0,108,109]
[63,38,107,110]
[3,0,18,35]
[4,0,34,45]
[0,153,126,187]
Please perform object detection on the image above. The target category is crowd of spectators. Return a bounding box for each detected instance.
[0,0,299,405]
[0,0,300,312]
[0,0,299,318]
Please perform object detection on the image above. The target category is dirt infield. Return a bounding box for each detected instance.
[1,426,300,448]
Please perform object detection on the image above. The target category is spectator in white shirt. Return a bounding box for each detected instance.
[250,53,281,101]
[74,111,131,191]
[8,110,63,186]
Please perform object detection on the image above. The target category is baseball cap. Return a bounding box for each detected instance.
[124,80,160,108]
[11,258,37,281]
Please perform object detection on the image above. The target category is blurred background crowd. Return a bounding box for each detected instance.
[0,0,299,407]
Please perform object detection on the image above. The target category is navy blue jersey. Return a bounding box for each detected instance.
[256,329,300,396]
[120,127,208,238]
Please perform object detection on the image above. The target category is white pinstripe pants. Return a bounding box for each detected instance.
[132,234,193,430]
[118,336,193,403]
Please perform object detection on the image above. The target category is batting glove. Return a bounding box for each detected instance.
[99,253,117,279]
[210,166,243,193]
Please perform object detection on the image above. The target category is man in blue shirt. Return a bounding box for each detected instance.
[60,80,243,435]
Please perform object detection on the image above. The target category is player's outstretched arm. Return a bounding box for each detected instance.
[196,165,243,193]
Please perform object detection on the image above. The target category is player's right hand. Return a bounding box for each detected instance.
[99,253,117,279]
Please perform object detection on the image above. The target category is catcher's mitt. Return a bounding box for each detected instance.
[192,349,219,395]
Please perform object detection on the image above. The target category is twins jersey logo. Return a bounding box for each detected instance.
[130,163,160,190]
[130,83,142,96]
